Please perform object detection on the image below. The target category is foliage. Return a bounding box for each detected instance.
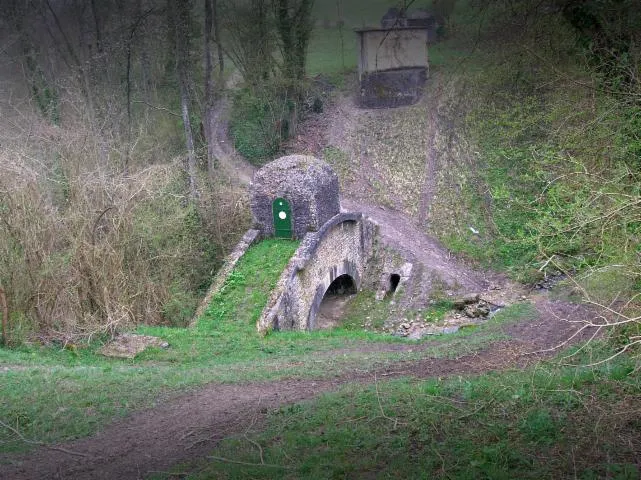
[220,0,276,85]
[274,0,315,84]
[560,0,641,92]
[229,81,303,163]
[434,0,641,349]
[0,141,249,342]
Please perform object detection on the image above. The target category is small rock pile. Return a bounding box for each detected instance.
[451,293,492,318]
[533,270,566,290]
[99,334,169,359]
[392,293,504,340]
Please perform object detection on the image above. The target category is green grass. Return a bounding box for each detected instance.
[422,299,456,323]
[312,0,399,27]
[306,27,357,77]
[340,290,394,331]
[0,239,526,454]
[174,350,641,480]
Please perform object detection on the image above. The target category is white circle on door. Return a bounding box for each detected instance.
[279,211,287,219]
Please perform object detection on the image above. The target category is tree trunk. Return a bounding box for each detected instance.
[275,0,314,85]
[90,0,103,54]
[204,0,216,177]
[0,285,8,346]
[174,0,199,200]
[180,77,199,201]
[213,0,224,84]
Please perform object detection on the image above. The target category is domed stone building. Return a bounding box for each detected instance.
[249,155,340,240]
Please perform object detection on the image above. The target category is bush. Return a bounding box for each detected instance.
[0,117,250,343]
[229,81,302,164]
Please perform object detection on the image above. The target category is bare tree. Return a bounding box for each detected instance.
[203,0,217,176]
[0,285,8,346]
[337,0,345,69]
[274,0,315,86]
[170,0,199,200]
[220,0,275,85]
[213,0,224,84]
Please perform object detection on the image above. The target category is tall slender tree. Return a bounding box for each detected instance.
[274,0,315,86]
[171,0,199,200]
[203,0,217,176]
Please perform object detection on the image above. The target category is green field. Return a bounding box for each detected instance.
[181,355,640,479]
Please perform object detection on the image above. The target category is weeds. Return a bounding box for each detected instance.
[0,142,249,342]
[0,239,528,454]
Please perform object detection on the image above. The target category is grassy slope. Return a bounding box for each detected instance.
[0,239,514,454]
[182,353,640,480]
[168,2,641,479]
[313,0,640,293]
[433,8,641,289]
[2,2,640,475]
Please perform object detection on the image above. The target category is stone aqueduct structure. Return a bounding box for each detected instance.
[196,154,485,334]
[257,211,375,332]
[248,155,378,333]
[196,154,418,333]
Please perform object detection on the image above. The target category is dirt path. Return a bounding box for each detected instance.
[342,197,496,294]
[0,294,596,480]
[0,87,601,480]
[207,95,257,186]
[417,109,438,227]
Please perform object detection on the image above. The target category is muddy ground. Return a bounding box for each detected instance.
[0,294,597,480]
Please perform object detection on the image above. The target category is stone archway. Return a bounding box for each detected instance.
[315,274,357,329]
[307,258,361,331]
[257,212,376,334]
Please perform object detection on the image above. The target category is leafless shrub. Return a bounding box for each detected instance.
[534,165,641,362]
[0,112,249,343]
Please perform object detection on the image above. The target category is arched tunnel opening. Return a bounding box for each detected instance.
[326,274,357,296]
[389,273,401,294]
[316,274,357,329]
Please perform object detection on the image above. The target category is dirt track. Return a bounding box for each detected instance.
[0,294,596,480]
[0,90,600,480]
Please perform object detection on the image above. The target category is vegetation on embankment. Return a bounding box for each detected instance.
[309,0,640,347]
[180,351,640,480]
[0,238,519,454]
[0,155,250,341]
[431,2,641,291]
[0,0,257,345]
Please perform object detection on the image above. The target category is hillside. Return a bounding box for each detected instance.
[1,0,640,478]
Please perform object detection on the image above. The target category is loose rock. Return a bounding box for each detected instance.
[99,334,169,359]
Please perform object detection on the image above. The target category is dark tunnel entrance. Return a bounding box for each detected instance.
[389,273,401,294]
[316,274,357,329]
[326,274,357,295]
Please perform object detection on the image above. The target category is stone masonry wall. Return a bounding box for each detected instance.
[257,213,376,333]
[250,155,340,240]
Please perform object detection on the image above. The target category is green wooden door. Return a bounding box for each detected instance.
[272,197,292,238]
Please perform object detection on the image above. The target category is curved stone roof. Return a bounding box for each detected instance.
[251,155,337,193]
[250,155,341,240]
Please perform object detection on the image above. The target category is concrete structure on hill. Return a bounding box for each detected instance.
[248,155,379,332]
[380,7,442,43]
[355,25,429,108]
[200,155,480,334]
[257,211,377,332]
